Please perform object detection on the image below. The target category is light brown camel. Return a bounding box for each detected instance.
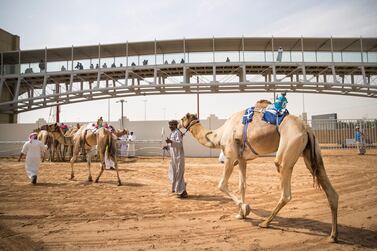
[179,100,338,242]
[69,125,128,185]
[47,124,74,161]
[37,130,53,161]
[62,126,80,160]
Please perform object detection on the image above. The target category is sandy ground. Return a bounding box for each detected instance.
[0,150,376,250]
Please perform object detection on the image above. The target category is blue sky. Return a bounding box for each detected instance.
[1,0,377,123]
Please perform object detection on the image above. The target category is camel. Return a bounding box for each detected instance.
[69,124,128,185]
[62,126,80,160]
[46,124,75,161]
[37,130,53,161]
[179,100,338,242]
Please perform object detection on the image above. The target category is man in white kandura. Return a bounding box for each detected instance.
[164,120,188,198]
[127,131,136,157]
[18,132,47,184]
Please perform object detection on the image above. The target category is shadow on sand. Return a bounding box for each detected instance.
[0,222,43,249]
[186,194,232,203]
[247,208,377,249]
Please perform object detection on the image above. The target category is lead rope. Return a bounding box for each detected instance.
[180,120,200,136]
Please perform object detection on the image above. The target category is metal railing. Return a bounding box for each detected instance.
[307,119,377,149]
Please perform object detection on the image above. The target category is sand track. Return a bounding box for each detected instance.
[0,150,376,250]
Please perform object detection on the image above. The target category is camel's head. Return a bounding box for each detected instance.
[114,129,128,137]
[48,123,62,133]
[179,113,199,129]
[255,99,272,109]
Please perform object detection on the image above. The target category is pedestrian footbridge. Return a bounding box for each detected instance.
[1,36,376,116]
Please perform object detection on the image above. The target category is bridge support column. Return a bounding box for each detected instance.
[125,70,129,86]
[0,78,17,123]
[13,77,21,102]
[212,65,216,82]
[183,66,190,84]
[360,66,367,85]
[154,68,158,84]
[239,65,246,82]
[272,65,277,82]
[301,65,307,82]
[331,65,337,83]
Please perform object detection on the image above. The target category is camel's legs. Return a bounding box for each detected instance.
[114,159,122,186]
[236,159,251,219]
[69,142,81,180]
[95,161,105,183]
[218,158,241,205]
[259,135,302,228]
[259,164,293,227]
[309,161,338,242]
[86,150,93,182]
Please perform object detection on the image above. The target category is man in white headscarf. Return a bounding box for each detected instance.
[18,132,47,184]
[164,120,188,198]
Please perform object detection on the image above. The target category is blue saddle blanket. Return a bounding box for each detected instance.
[262,108,289,125]
[242,107,255,124]
[242,106,289,125]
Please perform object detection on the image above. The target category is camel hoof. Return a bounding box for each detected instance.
[88,177,93,182]
[70,175,74,180]
[118,181,122,186]
[235,214,245,219]
[241,204,251,217]
[328,236,337,243]
[258,221,269,228]
[94,179,99,183]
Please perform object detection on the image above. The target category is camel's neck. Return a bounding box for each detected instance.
[52,131,72,145]
[189,122,222,149]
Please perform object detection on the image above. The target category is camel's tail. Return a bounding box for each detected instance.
[303,128,323,188]
[105,131,116,159]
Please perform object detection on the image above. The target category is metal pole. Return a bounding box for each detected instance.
[154,39,157,65]
[360,36,364,63]
[71,45,74,71]
[301,36,304,62]
[98,43,101,68]
[183,37,186,62]
[212,36,215,62]
[271,36,275,62]
[117,99,126,129]
[330,36,334,63]
[18,50,21,75]
[126,41,129,66]
[45,47,47,72]
[242,35,245,62]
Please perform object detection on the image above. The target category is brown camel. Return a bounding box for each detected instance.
[69,125,128,185]
[179,100,338,242]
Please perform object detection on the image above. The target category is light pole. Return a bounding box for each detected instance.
[143,99,147,120]
[116,99,127,129]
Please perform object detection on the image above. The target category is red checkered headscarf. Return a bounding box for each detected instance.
[29,132,38,143]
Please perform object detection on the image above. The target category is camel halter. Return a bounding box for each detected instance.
[181,119,200,136]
